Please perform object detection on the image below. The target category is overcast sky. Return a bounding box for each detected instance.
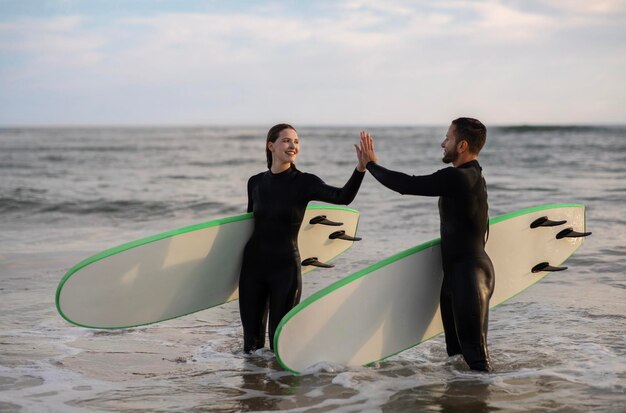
[1,0,624,126]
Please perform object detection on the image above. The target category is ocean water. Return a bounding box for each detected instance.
[1,125,624,412]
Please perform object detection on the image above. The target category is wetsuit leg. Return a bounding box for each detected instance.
[451,257,495,371]
[239,257,270,353]
[440,266,463,357]
[267,255,302,351]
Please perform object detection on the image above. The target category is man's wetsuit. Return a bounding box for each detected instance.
[366,159,495,371]
[240,164,364,353]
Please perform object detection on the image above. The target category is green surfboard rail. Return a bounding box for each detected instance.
[273,203,586,374]
[55,204,359,329]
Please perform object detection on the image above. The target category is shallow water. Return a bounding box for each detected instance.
[1,126,625,412]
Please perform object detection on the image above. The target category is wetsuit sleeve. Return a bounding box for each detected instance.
[366,162,461,197]
[246,176,255,213]
[306,169,365,205]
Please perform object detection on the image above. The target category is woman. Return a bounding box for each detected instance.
[239,123,365,353]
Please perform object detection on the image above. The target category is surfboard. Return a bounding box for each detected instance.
[56,205,360,329]
[274,204,590,374]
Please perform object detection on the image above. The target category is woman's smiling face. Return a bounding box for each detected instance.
[268,128,300,166]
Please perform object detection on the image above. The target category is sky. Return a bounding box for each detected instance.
[0,0,625,126]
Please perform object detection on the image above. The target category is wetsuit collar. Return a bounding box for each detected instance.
[457,159,481,169]
[268,163,297,177]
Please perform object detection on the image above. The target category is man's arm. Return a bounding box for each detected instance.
[359,131,458,197]
[367,162,454,196]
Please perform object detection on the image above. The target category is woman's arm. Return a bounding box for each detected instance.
[307,168,365,205]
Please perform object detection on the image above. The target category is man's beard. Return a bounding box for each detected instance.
[442,149,458,164]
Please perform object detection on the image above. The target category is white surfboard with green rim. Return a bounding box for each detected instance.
[56,205,360,329]
[274,204,590,374]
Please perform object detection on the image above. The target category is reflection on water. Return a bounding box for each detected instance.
[384,379,492,413]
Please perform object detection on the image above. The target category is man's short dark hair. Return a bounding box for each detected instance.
[452,117,486,154]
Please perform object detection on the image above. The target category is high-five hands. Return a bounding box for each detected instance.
[354,131,378,169]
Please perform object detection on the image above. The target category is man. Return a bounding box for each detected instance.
[356,118,495,371]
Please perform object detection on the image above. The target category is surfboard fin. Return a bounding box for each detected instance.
[530,216,567,228]
[531,262,568,273]
[301,257,334,268]
[309,215,343,226]
[555,228,592,239]
[328,230,362,242]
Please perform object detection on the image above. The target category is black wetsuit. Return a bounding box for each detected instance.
[240,165,364,353]
[366,160,495,371]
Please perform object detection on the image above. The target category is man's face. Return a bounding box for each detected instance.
[441,123,459,164]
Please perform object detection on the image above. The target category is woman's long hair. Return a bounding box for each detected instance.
[266,123,296,170]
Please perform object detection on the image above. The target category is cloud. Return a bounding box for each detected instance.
[455,1,552,41]
[537,0,626,15]
[0,0,624,124]
[0,15,105,68]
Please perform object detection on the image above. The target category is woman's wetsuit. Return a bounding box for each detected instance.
[240,164,364,353]
[366,159,495,371]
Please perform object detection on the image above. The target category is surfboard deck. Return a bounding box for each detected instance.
[56,205,360,329]
[274,204,589,374]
